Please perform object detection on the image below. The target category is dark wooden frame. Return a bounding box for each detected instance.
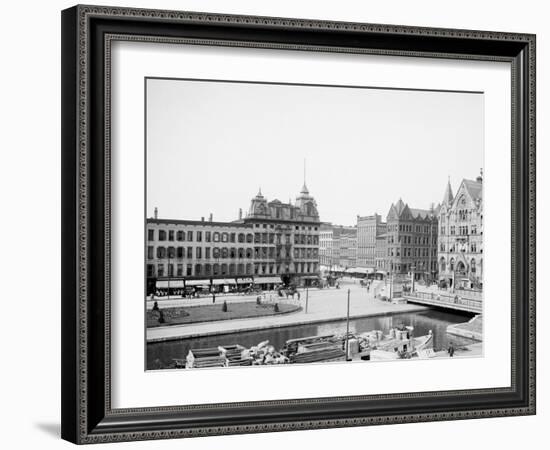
[61,4,536,444]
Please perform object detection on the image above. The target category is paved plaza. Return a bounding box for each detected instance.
[146,278,428,342]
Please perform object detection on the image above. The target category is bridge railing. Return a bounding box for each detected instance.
[405,290,483,313]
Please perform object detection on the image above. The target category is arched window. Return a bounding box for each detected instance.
[213,264,219,275]
[238,233,245,243]
[229,264,236,275]
[449,258,455,271]
[471,258,476,273]
[212,248,220,258]
[246,248,253,259]
[221,248,229,258]
[221,263,228,275]
[230,248,236,258]
[156,246,166,258]
[238,248,244,258]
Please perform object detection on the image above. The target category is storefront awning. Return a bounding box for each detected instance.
[254,276,283,284]
[236,277,254,284]
[345,267,374,274]
[212,278,237,285]
[185,279,210,287]
[156,280,184,288]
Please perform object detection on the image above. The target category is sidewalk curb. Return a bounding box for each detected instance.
[147,304,428,343]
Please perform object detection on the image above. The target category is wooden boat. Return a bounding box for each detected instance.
[185,347,226,369]
[284,334,346,364]
[289,346,346,364]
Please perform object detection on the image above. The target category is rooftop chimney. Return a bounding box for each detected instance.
[201,216,205,222]
[239,208,242,220]
[154,207,158,220]
[209,213,213,222]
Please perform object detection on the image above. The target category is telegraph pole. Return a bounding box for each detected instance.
[345,288,351,360]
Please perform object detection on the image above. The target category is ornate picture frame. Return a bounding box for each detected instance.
[61,5,535,444]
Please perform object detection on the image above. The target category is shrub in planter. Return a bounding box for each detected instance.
[274,303,279,313]
[222,301,228,312]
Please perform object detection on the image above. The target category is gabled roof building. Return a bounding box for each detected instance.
[243,181,321,287]
[437,173,484,290]
[384,198,439,280]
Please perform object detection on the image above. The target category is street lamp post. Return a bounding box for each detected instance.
[389,265,393,299]
[411,265,416,293]
[167,250,171,299]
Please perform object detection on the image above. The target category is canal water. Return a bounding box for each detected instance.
[147,309,480,370]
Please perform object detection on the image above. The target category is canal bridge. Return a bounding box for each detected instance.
[404,290,482,314]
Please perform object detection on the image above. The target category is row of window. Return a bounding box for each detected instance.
[252,233,319,245]
[147,261,320,278]
[149,245,322,261]
[441,209,481,224]
[255,262,318,275]
[387,235,437,245]
[148,262,254,278]
[148,229,255,243]
[149,246,254,260]
[253,247,319,260]
[387,247,437,258]
[439,242,480,253]
[441,224,480,236]
[387,223,437,233]
[252,223,319,231]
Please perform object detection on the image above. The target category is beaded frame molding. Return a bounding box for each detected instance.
[61,4,536,444]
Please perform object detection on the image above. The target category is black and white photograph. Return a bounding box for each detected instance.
[145,77,484,370]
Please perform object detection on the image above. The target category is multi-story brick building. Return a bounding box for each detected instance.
[145,181,322,294]
[356,214,387,268]
[319,223,336,268]
[146,216,256,294]
[375,233,388,272]
[339,231,357,269]
[437,174,483,290]
[319,223,357,269]
[242,183,321,287]
[384,199,438,281]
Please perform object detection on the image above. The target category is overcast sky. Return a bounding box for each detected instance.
[146,78,483,226]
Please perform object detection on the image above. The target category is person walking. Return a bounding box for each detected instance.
[212,292,216,304]
[448,343,455,357]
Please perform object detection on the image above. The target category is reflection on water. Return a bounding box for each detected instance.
[147,309,480,370]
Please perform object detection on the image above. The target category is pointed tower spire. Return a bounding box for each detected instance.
[301,158,309,194]
[442,176,454,206]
